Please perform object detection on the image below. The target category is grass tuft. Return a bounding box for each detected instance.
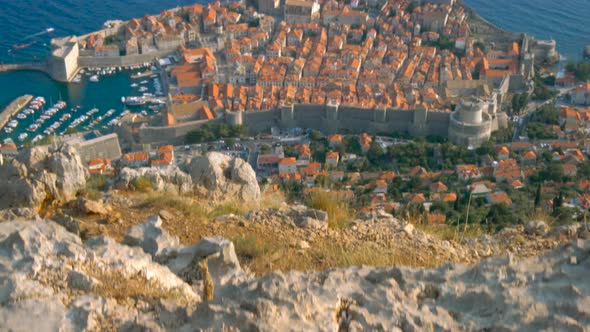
[306,191,353,229]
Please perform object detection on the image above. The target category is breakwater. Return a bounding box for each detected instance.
[0,95,33,130]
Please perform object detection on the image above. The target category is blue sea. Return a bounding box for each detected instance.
[0,0,588,142]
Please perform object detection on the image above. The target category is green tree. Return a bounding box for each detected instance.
[486,203,517,230]
[366,140,385,166]
[534,183,542,208]
[308,130,322,141]
[344,136,362,155]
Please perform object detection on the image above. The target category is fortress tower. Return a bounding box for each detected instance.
[448,97,493,147]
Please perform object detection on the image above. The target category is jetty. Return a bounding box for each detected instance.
[131,70,154,80]
[0,95,33,129]
[0,63,49,75]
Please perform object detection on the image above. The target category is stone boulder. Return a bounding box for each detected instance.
[117,166,193,194]
[124,215,180,257]
[283,204,329,230]
[0,144,88,211]
[161,236,245,288]
[188,152,260,203]
[525,220,549,236]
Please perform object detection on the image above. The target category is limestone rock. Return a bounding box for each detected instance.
[77,197,110,215]
[162,236,245,287]
[188,152,260,203]
[51,214,82,236]
[525,220,549,236]
[282,204,329,230]
[117,166,193,194]
[123,215,180,257]
[0,144,88,211]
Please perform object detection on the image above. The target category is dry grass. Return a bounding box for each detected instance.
[416,223,487,242]
[84,262,193,304]
[306,191,353,229]
[139,192,208,218]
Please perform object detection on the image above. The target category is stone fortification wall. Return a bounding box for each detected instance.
[71,133,123,163]
[139,118,220,145]
[136,104,460,144]
[78,50,173,68]
[240,110,279,133]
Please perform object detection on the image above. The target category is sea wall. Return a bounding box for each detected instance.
[72,133,123,163]
[77,50,173,68]
[0,95,33,130]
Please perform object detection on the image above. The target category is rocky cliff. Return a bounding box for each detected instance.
[0,218,588,331]
[0,144,88,212]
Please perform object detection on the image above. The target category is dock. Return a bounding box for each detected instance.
[130,70,154,80]
[0,95,33,130]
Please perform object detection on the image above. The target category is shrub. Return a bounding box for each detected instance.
[133,176,153,192]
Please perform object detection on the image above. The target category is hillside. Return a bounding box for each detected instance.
[0,145,589,330]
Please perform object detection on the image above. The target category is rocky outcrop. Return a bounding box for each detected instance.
[116,166,193,194]
[0,218,589,331]
[188,152,260,203]
[0,220,197,331]
[123,215,180,257]
[0,144,88,211]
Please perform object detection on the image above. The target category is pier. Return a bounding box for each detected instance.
[0,63,49,75]
[0,95,34,130]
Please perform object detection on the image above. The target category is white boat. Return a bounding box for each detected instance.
[72,75,82,83]
[139,86,148,92]
[4,127,13,134]
[16,113,27,120]
[32,135,44,144]
[140,80,148,84]
[27,124,39,132]
[89,75,99,82]
[131,83,139,88]
[18,133,28,141]
[8,120,18,128]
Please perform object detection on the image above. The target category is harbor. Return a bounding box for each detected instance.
[0,61,168,147]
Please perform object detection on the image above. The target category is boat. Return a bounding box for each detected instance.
[18,133,28,141]
[32,135,44,144]
[72,75,82,83]
[46,27,55,33]
[16,113,27,120]
[139,86,148,92]
[8,120,18,128]
[123,96,146,106]
[4,127,13,134]
[89,75,99,82]
[13,41,34,50]
[130,83,139,88]
[27,124,39,132]
[140,80,148,84]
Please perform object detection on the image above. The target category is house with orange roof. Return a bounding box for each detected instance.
[456,164,481,181]
[122,151,150,167]
[563,164,577,177]
[510,179,524,189]
[88,159,112,175]
[519,150,537,165]
[429,181,448,193]
[359,133,372,153]
[572,82,590,106]
[486,191,513,206]
[325,151,339,168]
[278,157,298,174]
[373,179,388,194]
[328,134,343,147]
[496,146,510,160]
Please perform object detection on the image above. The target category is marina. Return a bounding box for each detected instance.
[0,63,165,146]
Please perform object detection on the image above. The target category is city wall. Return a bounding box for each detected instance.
[77,50,173,68]
[138,104,453,145]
